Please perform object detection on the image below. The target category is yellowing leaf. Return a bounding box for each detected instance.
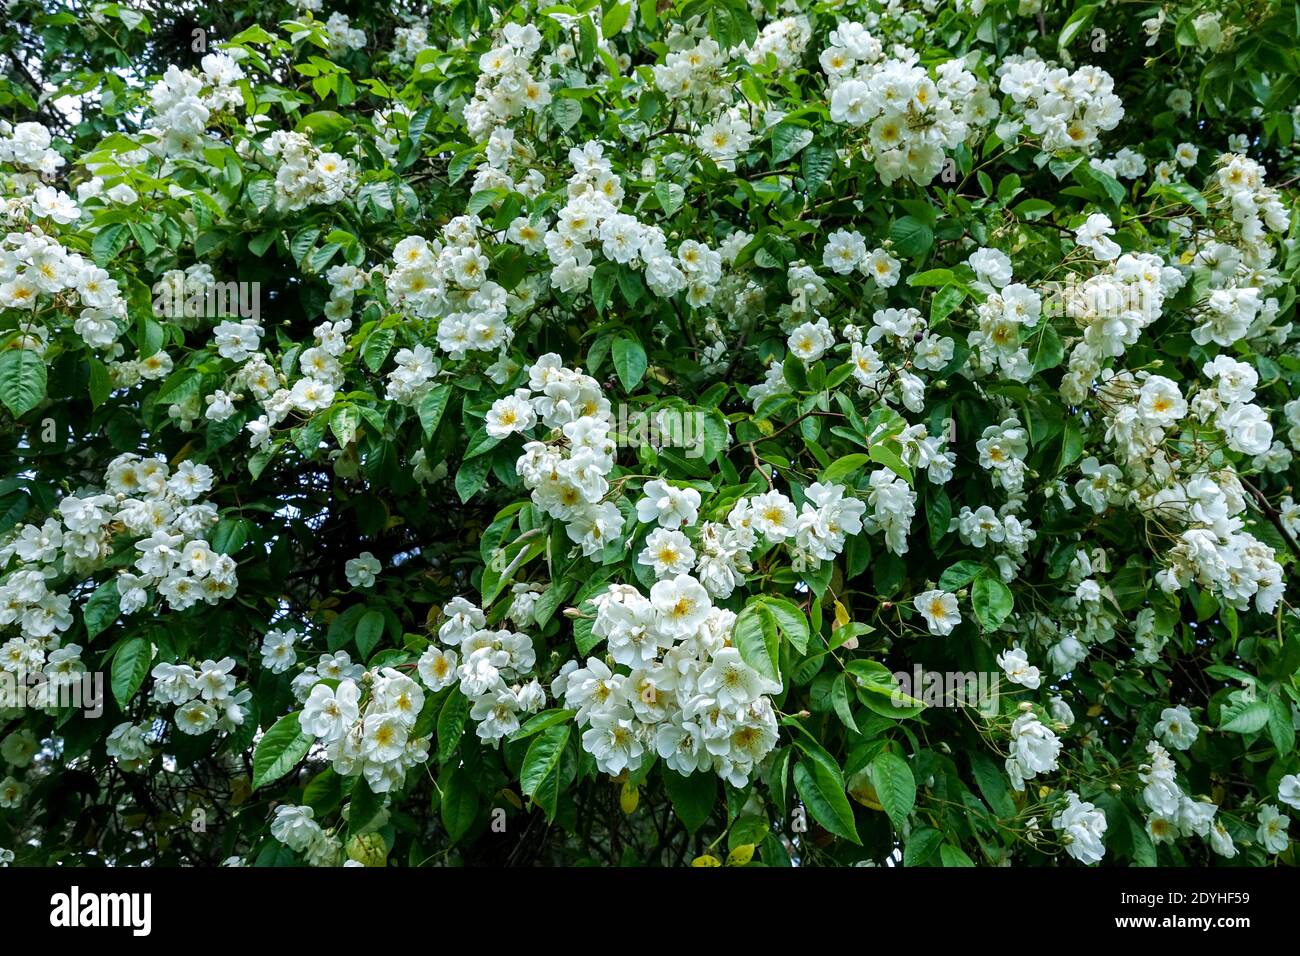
[620,780,639,814]
[848,778,884,811]
[833,599,851,630]
[691,854,721,867]
[725,844,755,866]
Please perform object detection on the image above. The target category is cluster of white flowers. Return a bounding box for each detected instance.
[385,217,511,361]
[555,581,779,786]
[389,24,433,65]
[519,140,726,306]
[150,656,249,736]
[744,15,812,70]
[1004,708,1060,791]
[415,596,546,744]
[475,124,547,200]
[234,312,360,449]
[142,54,246,158]
[0,452,233,694]
[973,417,1030,494]
[261,130,356,211]
[822,229,901,288]
[0,226,128,354]
[1090,146,1147,181]
[260,627,300,675]
[105,720,155,772]
[1148,478,1283,615]
[1060,253,1185,403]
[1139,740,1238,856]
[289,650,364,702]
[964,248,1049,383]
[0,120,66,176]
[996,56,1123,152]
[1052,791,1108,864]
[653,35,725,100]
[695,106,756,172]
[150,263,218,330]
[735,479,871,568]
[510,355,621,557]
[463,23,550,141]
[859,470,916,557]
[299,664,430,793]
[270,804,342,866]
[825,23,992,185]
[1214,153,1291,249]
[1069,358,1284,615]
[323,11,366,54]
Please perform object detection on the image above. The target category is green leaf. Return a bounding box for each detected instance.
[820,453,871,483]
[543,98,579,132]
[940,843,976,866]
[448,147,480,184]
[455,455,492,502]
[761,596,809,654]
[653,182,685,217]
[1268,693,1296,755]
[91,222,130,264]
[439,768,479,842]
[0,349,47,417]
[611,336,648,392]
[84,579,121,640]
[931,284,966,323]
[867,751,915,829]
[110,637,151,710]
[663,769,716,833]
[355,610,385,660]
[508,708,576,742]
[868,443,913,485]
[926,487,951,548]
[971,573,1014,631]
[831,673,858,733]
[793,759,860,844]
[602,2,631,38]
[88,358,111,408]
[770,122,812,164]
[417,384,452,438]
[211,517,250,556]
[348,778,386,835]
[733,601,780,684]
[437,690,470,763]
[519,723,569,819]
[362,327,395,372]
[1219,697,1270,735]
[252,712,313,790]
[903,826,943,866]
[969,751,1016,818]
[1028,324,1064,373]
[889,216,934,258]
[800,144,835,194]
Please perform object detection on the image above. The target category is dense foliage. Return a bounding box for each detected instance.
[2,0,1300,868]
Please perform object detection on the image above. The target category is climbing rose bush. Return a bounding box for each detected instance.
[1,0,1299,868]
